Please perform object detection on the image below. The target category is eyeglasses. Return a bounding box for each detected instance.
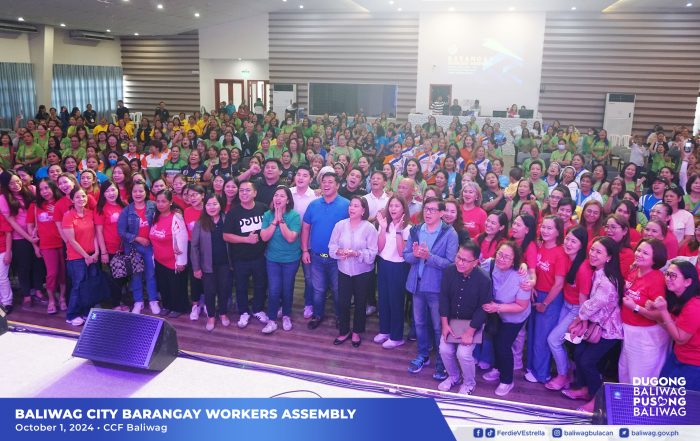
[496,251,514,261]
[424,207,440,214]
[604,224,621,231]
[455,255,478,264]
[664,271,679,281]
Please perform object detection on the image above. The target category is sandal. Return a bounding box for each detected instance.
[59,299,68,311]
[562,389,590,401]
[47,303,57,315]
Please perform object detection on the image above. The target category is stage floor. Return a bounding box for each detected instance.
[7,299,579,413]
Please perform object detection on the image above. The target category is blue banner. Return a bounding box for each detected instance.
[2,398,455,441]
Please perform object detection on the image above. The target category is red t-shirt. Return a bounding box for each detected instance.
[118,185,130,206]
[535,244,569,292]
[150,212,175,269]
[184,206,202,241]
[54,194,96,227]
[622,269,665,326]
[479,237,502,261]
[173,194,188,210]
[27,202,63,250]
[62,210,96,261]
[563,259,593,305]
[619,247,634,279]
[629,228,642,248]
[674,297,700,366]
[135,206,150,239]
[517,239,538,271]
[664,230,679,260]
[94,203,123,254]
[678,243,699,258]
[462,206,487,239]
[0,215,12,253]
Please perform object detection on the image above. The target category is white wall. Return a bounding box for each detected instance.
[416,12,545,115]
[0,33,31,62]
[199,58,269,111]
[53,29,121,66]
[199,14,268,60]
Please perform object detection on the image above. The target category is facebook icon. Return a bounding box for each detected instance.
[473,428,483,438]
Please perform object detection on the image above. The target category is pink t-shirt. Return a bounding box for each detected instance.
[150,212,175,269]
[0,194,27,240]
[462,206,487,239]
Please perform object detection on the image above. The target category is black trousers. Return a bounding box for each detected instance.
[338,271,372,335]
[574,338,620,396]
[202,263,232,317]
[155,262,189,313]
[493,317,526,384]
[12,239,44,297]
[106,253,128,306]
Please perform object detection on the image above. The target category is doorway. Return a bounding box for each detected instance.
[215,79,245,110]
[247,80,271,112]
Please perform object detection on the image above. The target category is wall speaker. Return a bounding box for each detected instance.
[72,308,178,371]
[0,305,7,336]
[593,382,700,425]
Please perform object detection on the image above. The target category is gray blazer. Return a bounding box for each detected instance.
[190,220,230,273]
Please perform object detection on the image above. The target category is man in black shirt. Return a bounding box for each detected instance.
[116,100,129,121]
[83,104,97,129]
[437,242,492,395]
[154,101,170,122]
[338,167,367,199]
[448,99,462,116]
[239,122,258,157]
[255,158,282,206]
[223,180,269,328]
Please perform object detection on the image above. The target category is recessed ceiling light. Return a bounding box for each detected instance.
[237,57,242,61]
[397,7,402,11]
[283,0,287,2]
[106,29,111,32]
[60,23,66,27]
[299,4,304,8]
[571,6,577,10]
[687,2,693,6]
[157,4,163,9]
[134,32,139,36]
[389,0,394,4]
[448,7,455,12]
[508,6,516,11]
[17,17,24,22]
[194,12,200,17]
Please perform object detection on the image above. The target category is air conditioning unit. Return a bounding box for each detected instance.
[603,93,635,137]
[69,30,114,42]
[0,21,38,33]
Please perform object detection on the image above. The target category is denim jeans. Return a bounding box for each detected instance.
[267,259,299,318]
[574,338,620,396]
[660,351,700,392]
[377,258,409,341]
[233,256,267,315]
[548,301,580,376]
[129,243,158,302]
[301,260,313,307]
[66,259,88,320]
[413,290,443,368]
[526,289,564,382]
[310,253,339,319]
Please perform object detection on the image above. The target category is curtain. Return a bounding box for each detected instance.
[0,62,36,129]
[52,64,123,120]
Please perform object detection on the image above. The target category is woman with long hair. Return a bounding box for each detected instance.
[191,194,232,331]
[259,186,302,334]
[482,171,505,213]
[62,187,100,326]
[440,197,469,246]
[664,186,695,247]
[150,190,189,316]
[619,238,670,383]
[27,179,65,314]
[94,180,128,310]
[505,179,536,221]
[579,200,605,243]
[563,236,624,412]
[545,226,591,390]
[604,214,635,278]
[116,182,160,315]
[111,163,132,206]
[477,211,509,261]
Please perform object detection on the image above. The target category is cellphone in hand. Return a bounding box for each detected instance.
[685,141,693,153]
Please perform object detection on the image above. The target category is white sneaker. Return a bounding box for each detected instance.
[237,312,250,328]
[482,368,500,382]
[365,305,377,316]
[382,339,405,349]
[149,301,161,315]
[132,302,143,314]
[253,311,269,323]
[277,307,283,319]
[282,316,292,331]
[303,305,313,319]
[524,371,539,383]
[373,333,390,344]
[205,319,215,332]
[458,384,475,395]
[495,382,514,396]
[220,315,230,327]
[189,304,201,321]
[438,376,461,392]
[66,316,85,326]
[262,321,278,334]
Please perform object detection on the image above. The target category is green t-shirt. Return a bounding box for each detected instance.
[61,147,86,161]
[0,146,11,169]
[515,137,535,154]
[581,135,595,154]
[591,140,608,159]
[522,158,545,178]
[262,210,301,263]
[254,147,281,160]
[16,142,43,164]
[531,179,549,203]
[550,149,572,164]
[204,140,222,150]
[161,158,187,181]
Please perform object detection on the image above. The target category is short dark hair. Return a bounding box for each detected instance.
[635,238,668,270]
[371,170,387,181]
[423,196,445,211]
[271,186,294,212]
[263,158,281,169]
[351,196,370,221]
[459,240,481,261]
[296,164,312,175]
[321,172,341,185]
[238,179,256,191]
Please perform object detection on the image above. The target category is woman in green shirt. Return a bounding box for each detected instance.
[541,126,556,152]
[0,133,13,169]
[590,129,610,165]
[35,124,50,153]
[286,138,306,167]
[515,128,536,157]
[580,128,596,155]
[16,131,43,173]
[161,145,187,185]
[550,139,572,166]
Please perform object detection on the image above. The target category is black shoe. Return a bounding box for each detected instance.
[159,308,171,317]
[352,338,362,348]
[2,305,11,314]
[334,333,351,345]
[308,317,322,330]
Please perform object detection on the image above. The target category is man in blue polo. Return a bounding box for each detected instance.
[301,171,350,329]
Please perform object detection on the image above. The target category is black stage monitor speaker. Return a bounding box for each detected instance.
[592,382,700,425]
[519,109,534,118]
[0,305,7,336]
[72,308,178,371]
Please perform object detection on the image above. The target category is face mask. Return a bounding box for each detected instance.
[109,159,117,166]
[558,144,566,150]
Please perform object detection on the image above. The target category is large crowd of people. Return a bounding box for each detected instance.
[2,100,699,410]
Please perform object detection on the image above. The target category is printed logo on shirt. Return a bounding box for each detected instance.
[150,226,166,239]
[536,253,551,272]
[110,212,120,223]
[188,221,196,232]
[464,221,476,230]
[239,215,263,234]
[139,218,149,228]
[38,211,53,223]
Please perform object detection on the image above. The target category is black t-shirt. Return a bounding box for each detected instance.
[211,217,229,265]
[255,179,280,206]
[116,106,129,120]
[279,165,297,187]
[482,189,506,212]
[180,164,207,184]
[223,202,267,260]
[213,164,238,181]
[83,110,97,126]
[338,185,366,200]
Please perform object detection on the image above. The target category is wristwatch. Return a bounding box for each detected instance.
[633,304,640,314]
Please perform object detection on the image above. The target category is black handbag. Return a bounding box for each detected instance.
[109,247,145,279]
[78,263,110,308]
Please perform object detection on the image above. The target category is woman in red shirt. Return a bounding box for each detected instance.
[619,238,670,383]
[546,225,591,391]
[477,211,509,261]
[643,220,678,260]
[62,187,99,326]
[526,215,569,384]
[171,174,189,209]
[604,214,635,279]
[95,180,127,310]
[150,190,189,316]
[655,259,700,391]
[223,178,239,214]
[184,185,206,320]
[79,169,100,201]
[579,200,605,245]
[111,164,132,206]
[648,203,679,259]
[54,173,96,243]
[614,200,642,247]
[460,181,487,239]
[27,179,66,314]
